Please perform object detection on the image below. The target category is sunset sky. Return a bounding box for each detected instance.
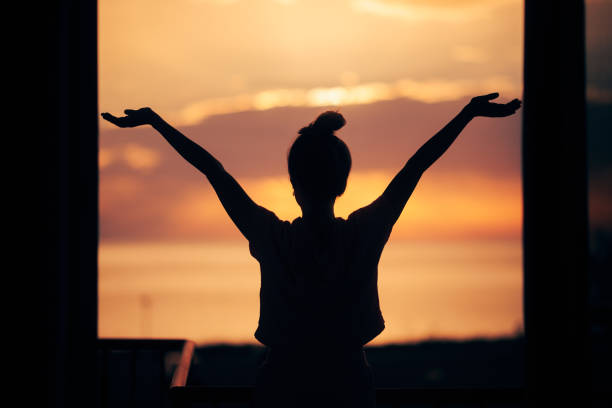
[97,0,612,343]
[100,0,523,126]
[99,0,524,242]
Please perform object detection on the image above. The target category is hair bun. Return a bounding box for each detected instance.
[313,111,346,133]
[299,111,346,136]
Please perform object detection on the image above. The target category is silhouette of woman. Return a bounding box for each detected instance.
[102,93,521,407]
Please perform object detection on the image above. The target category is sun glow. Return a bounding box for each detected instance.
[134,170,521,240]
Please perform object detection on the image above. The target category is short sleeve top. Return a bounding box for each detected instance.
[248,197,395,347]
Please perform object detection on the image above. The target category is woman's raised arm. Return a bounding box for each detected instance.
[101,108,271,241]
[352,93,521,228]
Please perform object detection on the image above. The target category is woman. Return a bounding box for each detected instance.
[102,93,521,407]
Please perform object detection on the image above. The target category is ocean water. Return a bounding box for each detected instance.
[99,240,523,345]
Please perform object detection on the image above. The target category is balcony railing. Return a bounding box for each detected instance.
[99,339,527,407]
[97,339,195,408]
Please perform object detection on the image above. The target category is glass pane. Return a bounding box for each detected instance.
[99,0,524,388]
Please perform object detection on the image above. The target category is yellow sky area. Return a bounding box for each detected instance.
[162,169,521,241]
[352,0,517,22]
[99,0,522,128]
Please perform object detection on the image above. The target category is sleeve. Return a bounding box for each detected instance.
[247,206,290,262]
[347,194,396,257]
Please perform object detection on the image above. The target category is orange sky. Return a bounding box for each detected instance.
[99,99,523,241]
[99,0,524,242]
[99,0,523,124]
[96,0,612,344]
[97,0,528,343]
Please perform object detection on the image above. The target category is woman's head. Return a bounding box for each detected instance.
[288,111,351,206]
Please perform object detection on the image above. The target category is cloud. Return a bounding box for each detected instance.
[368,0,510,7]
[100,97,522,181]
[351,0,518,21]
[99,143,162,171]
[177,76,518,126]
[123,144,162,170]
[451,45,488,64]
[100,97,524,241]
[191,0,296,4]
[99,148,115,169]
[190,0,240,5]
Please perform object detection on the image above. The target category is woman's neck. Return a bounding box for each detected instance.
[301,200,335,223]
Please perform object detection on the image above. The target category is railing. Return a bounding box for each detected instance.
[97,338,195,408]
[170,385,525,407]
[99,339,526,407]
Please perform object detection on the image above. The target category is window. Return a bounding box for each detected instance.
[98,0,524,389]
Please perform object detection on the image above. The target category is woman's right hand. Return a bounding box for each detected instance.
[465,93,521,118]
[101,107,160,128]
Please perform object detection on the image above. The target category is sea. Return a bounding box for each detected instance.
[99,239,523,345]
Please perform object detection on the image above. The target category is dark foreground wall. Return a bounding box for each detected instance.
[37,1,99,407]
[523,0,590,406]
